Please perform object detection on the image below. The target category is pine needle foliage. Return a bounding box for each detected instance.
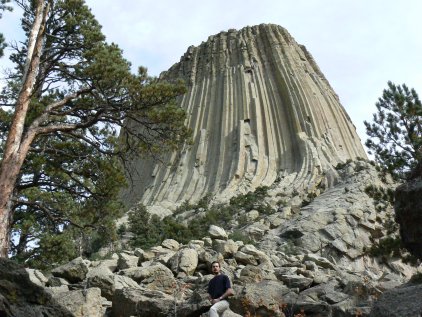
[364,81,422,180]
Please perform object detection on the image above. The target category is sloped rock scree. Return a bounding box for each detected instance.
[1,161,421,317]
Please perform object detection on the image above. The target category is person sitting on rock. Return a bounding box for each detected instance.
[207,261,234,317]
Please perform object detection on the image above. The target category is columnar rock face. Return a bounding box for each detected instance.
[122,24,366,210]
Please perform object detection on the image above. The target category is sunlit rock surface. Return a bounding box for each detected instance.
[122,24,366,211]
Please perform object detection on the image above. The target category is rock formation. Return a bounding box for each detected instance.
[369,282,422,317]
[395,167,422,260]
[0,258,73,317]
[1,24,420,317]
[0,161,418,317]
[122,24,366,213]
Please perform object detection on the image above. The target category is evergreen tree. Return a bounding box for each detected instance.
[0,0,189,261]
[0,0,12,57]
[364,81,422,180]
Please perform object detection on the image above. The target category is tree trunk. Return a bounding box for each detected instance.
[0,160,23,257]
[0,0,48,257]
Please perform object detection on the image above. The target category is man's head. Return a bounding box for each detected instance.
[211,261,221,275]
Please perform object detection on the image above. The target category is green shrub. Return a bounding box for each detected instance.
[127,205,162,248]
[409,272,422,284]
[229,230,255,245]
[229,186,274,215]
[127,187,275,249]
[364,185,394,204]
[369,236,401,258]
[335,159,353,170]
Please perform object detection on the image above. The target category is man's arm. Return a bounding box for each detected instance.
[209,275,234,304]
[210,287,233,304]
[218,287,234,300]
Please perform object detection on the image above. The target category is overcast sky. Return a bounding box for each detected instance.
[1,0,422,151]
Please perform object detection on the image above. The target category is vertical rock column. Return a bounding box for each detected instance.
[122,24,367,210]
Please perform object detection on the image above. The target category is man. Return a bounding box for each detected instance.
[207,261,234,317]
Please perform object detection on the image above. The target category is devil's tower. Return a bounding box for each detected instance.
[122,24,366,212]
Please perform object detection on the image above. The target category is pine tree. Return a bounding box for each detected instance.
[364,81,422,180]
[0,0,12,57]
[0,0,189,261]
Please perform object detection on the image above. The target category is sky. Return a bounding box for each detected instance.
[1,0,422,152]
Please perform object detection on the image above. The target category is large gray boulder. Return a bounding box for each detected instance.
[161,238,180,251]
[370,283,422,317]
[0,258,73,317]
[51,256,89,283]
[208,225,228,240]
[230,280,296,317]
[117,252,139,270]
[86,256,118,278]
[25,268,48,287]
[111,281,240,317]
[119,263,175,293]
[52,287,103,317]
[87,273,140,300]
[169,248,199,276]
[213,239,239,258]
[112,287,174,317]
[239,265,277,283]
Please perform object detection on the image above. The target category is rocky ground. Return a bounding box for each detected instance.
[1,160,421,317]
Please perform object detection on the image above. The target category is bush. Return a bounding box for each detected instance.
[368,236,402,258]
[127,187,276,249]
[409,272,422,284]
[229,230,255,245]
[230,186,274,215]
[127,205,162,248]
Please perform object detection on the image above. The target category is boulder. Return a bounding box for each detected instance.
[239,265,277,283]
[119,263,175,293]
[117,252,139,270]
[303,254,336,270]
[161,238,180,251]
[244,223,269,240]
[87,274,114,299]
[213,239,239,257]
[87,256,118,278]
[25,268,48,287]
[278,274,313,291]
[112,287,174,317]
[47,276,69,287]
[230,280,295,317]
[370,283,422,317]
[245,210,259,222]
[134,248,155,262]
[169,248,199,276]
[240,244,273,268]
[208,225,228,240]
[0,258,73,317]
[234,251,258,266]
[88,273,141,301]
[198,249,224,269]
[51,256,89,283]
[52,287,103,317]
